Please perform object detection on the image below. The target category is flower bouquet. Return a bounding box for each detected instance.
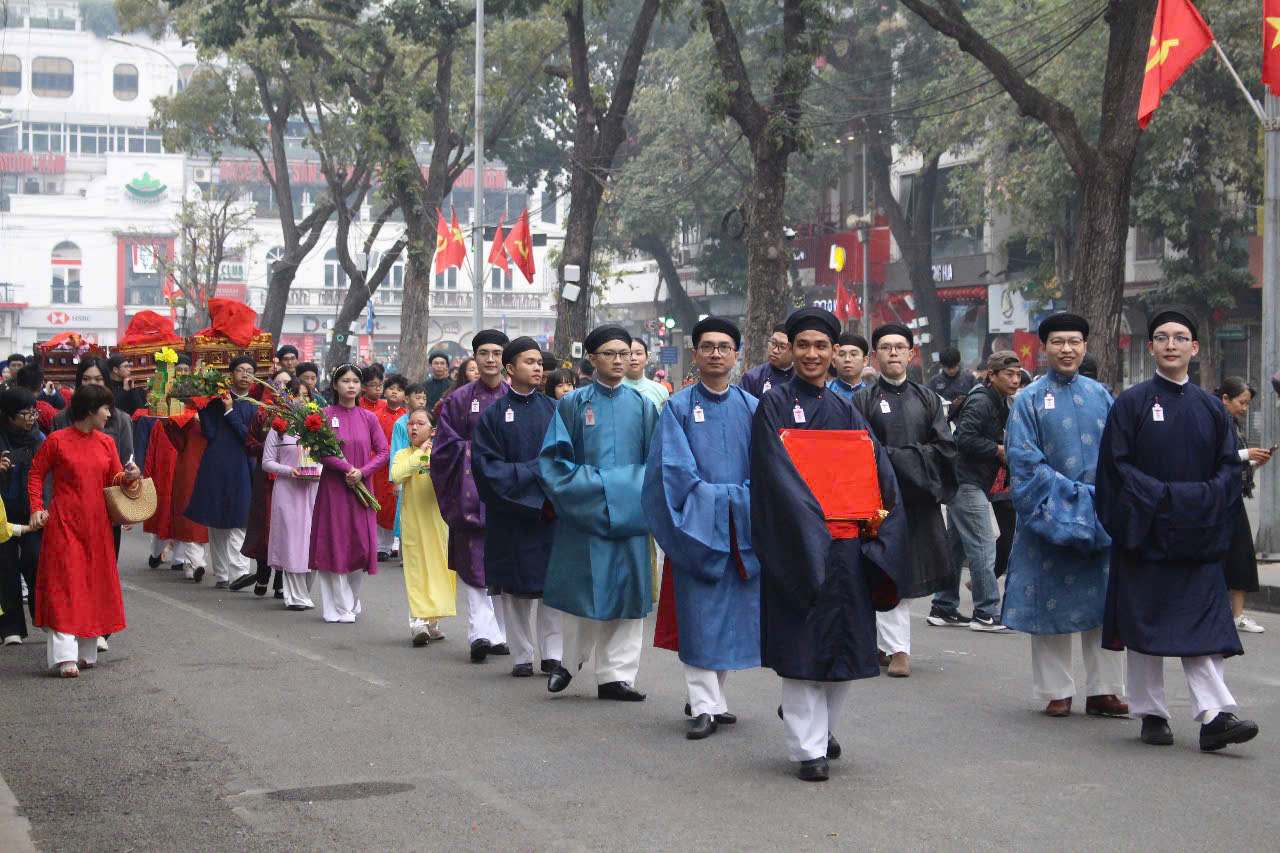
[251,391,380,510]
[169,368,227,402]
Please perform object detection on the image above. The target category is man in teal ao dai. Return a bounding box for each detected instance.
[1002,312,1128,719]
[538,325,659,702]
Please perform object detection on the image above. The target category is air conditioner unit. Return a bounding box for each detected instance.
[192,167,213,184]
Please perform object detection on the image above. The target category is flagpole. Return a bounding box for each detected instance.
[472,0,486,336]
[1257,92,1280,557]
[1210,41,1267,121]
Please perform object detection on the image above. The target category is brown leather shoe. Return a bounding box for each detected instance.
[887,652,910,678]
[1044,697,1072,717]
[877,650,892,668]
[1085,694,1130,718]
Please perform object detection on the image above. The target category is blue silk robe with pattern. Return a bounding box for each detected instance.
[642,383,760,671]
[537,382,659,620]
[1001,371,1113,635]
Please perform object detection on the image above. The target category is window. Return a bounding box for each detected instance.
[51,241,81,305]
[26,122,63,153]
[113,64,139,100]
[0,55,19,95]
[324,248,347,290]
[435,268,458,290]
[31,57,73,97]
[899,165,984,257]
[490,267,513,291]
[72,125,110,155]
[1135,226,1164,261]
[176,63,196,92]
[541,188,558,225]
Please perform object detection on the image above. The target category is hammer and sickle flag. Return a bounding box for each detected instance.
[502,208,536,283]
[1264,0,1280,96]
[433,210,454,274]
[488,214,510,274]
[1137,0,1214,128]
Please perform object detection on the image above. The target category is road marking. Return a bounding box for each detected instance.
[122,581,389,688]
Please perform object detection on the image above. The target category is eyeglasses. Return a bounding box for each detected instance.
[1046,336,1085,348]
[696,343,737,355]
[595,349,631,360]
[15,409,38,419]
[767,340,789,351]
[1152,333,1193,345]
[877,344,911,354]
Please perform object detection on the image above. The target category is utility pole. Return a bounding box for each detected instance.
[471,0,486,336]
[861,139,871,341]
[1257,92,1280,556]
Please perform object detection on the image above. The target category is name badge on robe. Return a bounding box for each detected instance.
[505,407,515,423]
[692,404,705,423]
[585,407,596,427]
[471,399,480,414]
[879,399,891,414]
[1044,392,1055,410]
[763,380,772,393]
[1152,403,1164,422]
[792,405,806,424]
[330,416,340,428]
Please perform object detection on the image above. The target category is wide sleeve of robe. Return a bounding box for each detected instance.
[868,384,958,504]
[472,405,546,519]
[537,392,651,540]
[261,430,293,478]
[1096,389,1241,562]
[642,396,754,584]
[430,391,484,530]
[390,445,422,485]
[1007,390,1110,552]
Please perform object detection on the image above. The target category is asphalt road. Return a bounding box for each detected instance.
[1,530,1277,851]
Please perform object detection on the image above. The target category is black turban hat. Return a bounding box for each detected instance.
[785,307,840,343]
[871,323,913,349]
[501,336,541,366]
[691,316,741,349]
[1148,310,1198,341]
[472,329,510,352]
[584,325,632,354]
[1037,312,1089,343]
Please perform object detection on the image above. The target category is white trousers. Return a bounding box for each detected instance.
[207,527,250,584]
[316,571,365,623]
[876,599,912,655]
[781,679,851,762]
[170,541,207,574]
[500,596,563,666]
[1029,628,1126,701]
[562,614,644,685]
[376,526,396,551]
[282,572,315,609]
[1126,650,1237,723]
[460,582,506,645]
[47,630,98,669]
[685,665,729,716]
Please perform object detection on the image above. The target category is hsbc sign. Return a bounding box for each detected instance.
[22,308,117,330]
[47,310,71,325]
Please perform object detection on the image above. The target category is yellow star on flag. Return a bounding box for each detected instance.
[1268,17,1280,50]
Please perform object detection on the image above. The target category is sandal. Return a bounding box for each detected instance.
[57,662,79,678]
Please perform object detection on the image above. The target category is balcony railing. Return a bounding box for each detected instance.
[431,291,545,311]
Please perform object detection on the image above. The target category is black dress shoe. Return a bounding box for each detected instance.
[148,555,163,569]
[777,704,784,720]
[229,573,258,591]
[377,551,391,562]
[192,566,205,583]
[826,733,841,760]
[512,663,534,677]
[470,639,492,663]
[1140,715,1174,746]
[489,643,511,656]
[683,703,736,724]
[547,665,573,693]
[170,562,184,572]
[274,590,284,600]
[540,659,561,674]
[1199,712,1259,752]
[686,713,717,740]
[286,604,307,611]
[597,681,646,702]
[253,583,268,597]
[797,757,829,782]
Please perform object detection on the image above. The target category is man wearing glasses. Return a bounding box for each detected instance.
[642,317,759,740]
[1001,313,1127,720]
[1096,310,1258,752]
[738,323,793,398]
[539,325,659,702]
[854,323,958,678]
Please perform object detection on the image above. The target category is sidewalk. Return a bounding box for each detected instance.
[1249,562,1280,613]
[0,771,36,853]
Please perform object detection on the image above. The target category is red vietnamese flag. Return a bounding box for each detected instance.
[1012,330,1040,372]
[447,210,467,268]
[433,210,454,274]
[503,209,536,283]
[1137,0,1215,128]
[487,215,510,273]
[833,278,850,323]
[1264,1,1280,96]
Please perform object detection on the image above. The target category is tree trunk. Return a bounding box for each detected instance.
[396,204,439,379]
[632,233,701,332]
[740,150,792,369]
[261,262,297,341]
[324,290,368,371]
[552,171,603,358]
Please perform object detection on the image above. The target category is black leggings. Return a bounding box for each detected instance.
[0,532,41,638]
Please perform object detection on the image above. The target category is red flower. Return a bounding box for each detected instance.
[304,413,325,432]
[271,416,289,434]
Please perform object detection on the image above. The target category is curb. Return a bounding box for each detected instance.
[1245,585,1280,614]
[0,771,36,853]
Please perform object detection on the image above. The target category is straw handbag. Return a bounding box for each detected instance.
[104,477,158,525]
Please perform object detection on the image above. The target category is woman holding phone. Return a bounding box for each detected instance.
[1217,378,1270,634]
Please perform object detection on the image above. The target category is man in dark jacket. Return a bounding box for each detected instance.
[929,347,975,407]
[929,350,1021,632]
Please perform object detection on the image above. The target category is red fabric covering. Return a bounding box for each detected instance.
[28,428,127,637]
[38,331,84,352]
[119,310,183,347]
[196,298,261,347]
[778,428,883,539]
[653,556,678,652]
[161,415,209,543]
[373,401,402,530]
